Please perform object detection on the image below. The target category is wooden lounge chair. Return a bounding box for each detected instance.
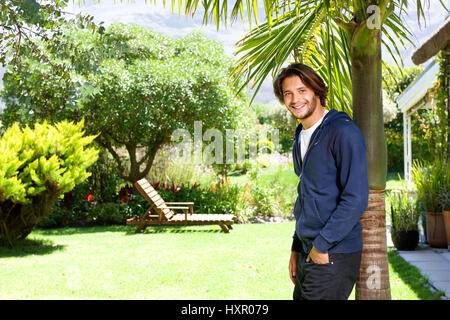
[126,178,237,233]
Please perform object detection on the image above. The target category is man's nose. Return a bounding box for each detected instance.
[291,92,301,104]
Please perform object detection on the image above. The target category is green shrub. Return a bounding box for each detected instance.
[86,151,124,203]
[0,119,98,245]
[38,202,76,228]
[88,202,127,225]
[248,184,283,217]
[411,157,449,213]
[387,191,420,231]
[157,181,242,215]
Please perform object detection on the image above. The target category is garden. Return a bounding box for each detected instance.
[0,0,449,301]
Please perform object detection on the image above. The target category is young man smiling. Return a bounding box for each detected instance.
[273,63,369,300]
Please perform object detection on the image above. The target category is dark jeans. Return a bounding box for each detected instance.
[293,250,362,300]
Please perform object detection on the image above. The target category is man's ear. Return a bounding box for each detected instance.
[315,93,321,106]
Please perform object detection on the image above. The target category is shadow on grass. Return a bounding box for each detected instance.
[0,238,65,258]
[34,225,132,236]
[34,225,225,236]
[388,248,445,300]
[125,225,224,235]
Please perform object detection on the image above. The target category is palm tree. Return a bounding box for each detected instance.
[84,0,447,299]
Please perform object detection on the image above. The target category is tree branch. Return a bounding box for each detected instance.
[96,137,129,181]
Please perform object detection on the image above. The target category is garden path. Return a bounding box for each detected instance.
[386,224,450,300]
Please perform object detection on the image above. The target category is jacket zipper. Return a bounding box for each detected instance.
[296,125,323,250]
[298,125,323,180]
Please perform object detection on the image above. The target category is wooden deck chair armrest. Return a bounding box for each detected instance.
[164,202,194,214]
[165,202,194,205]
[158,206,190,210]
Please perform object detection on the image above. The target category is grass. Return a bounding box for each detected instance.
[386,171,405,191]
[0,223,443,300]
[228,165,403,191]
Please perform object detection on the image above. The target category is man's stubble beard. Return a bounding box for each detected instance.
[292,94,318,121]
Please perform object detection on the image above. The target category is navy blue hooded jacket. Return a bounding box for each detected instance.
[291,108,369,254]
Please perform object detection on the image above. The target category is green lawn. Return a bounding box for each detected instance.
[386,171,405,191]
[228,165,403,191]
[0,223,443,300]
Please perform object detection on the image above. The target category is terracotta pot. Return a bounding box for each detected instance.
[391,229,419,251]
[443,210,450,249]
[425,212,448,248]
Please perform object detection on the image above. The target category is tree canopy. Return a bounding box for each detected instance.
[1,22,250,183]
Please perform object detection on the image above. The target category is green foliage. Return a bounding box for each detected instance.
[427,53,448,161]
[387,191,420,231]
[157,181,242,216]
[87,202,127,226]
[411,157,449,213]
[436,189,450,212]
[250,101,297,154]
[382,65,427,172]
[1,22,250,183]
[237,165,284,221]
[1,0,63,65]
[38,201,87,228]
[0,119,98,203]
[251,102,274,125]
[0,119,99,244]
[147,146,208,187]
[86,151,124,203]
[383,58,448,173]
[383,65,424,103]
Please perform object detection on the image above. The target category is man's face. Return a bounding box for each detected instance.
[281,75,318,120]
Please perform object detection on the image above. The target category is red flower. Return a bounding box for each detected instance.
[86,193,94,204]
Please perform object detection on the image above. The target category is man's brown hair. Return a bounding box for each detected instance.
[273,63,329,107]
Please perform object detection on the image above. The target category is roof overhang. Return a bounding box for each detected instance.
[396,59,439,114]
[411,16,450,65]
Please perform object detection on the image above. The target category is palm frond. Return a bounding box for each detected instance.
[230,3,324,104]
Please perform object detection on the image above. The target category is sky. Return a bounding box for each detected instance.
[0,0,448,109]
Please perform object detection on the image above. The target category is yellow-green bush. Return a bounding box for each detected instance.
[0,119,98,245]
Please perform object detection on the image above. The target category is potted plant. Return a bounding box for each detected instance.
[388,191,420,250]
[411,158,448,248]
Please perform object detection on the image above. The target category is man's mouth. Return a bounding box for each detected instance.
[291,103,306,110]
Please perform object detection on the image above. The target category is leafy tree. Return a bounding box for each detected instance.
[383,65,424,172]
[1,22,249,183]
[0,0,98,67]
[0,119,98,245]
[268,101,297,153]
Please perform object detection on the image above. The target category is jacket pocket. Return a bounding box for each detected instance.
[299,196,325,238]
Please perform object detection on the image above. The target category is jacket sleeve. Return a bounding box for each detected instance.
[291,231,302,252]
[312,123,369,253]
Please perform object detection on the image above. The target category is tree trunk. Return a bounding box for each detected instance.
[0,184,60,246]
[350,26,391,300]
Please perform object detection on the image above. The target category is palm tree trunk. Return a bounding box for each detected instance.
[350,26,391,300]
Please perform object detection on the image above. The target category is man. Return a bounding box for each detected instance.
[273,63,369,300]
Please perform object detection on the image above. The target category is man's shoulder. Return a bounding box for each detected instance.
[327,113,360,134]
[326,113,365,146]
